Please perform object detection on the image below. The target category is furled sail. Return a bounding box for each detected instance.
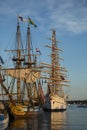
[5,68,40,83]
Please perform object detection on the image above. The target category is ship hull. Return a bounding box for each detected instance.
[43,94,67,112]
[9,103,43,118]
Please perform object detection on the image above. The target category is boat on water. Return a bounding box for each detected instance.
[0,16,45,118]
[77,104,87,108]
[0,102,9,130]
[42,30,69,111]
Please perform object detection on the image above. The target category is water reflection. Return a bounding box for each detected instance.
[8,114,43,130]
[7,106,87,130]
[7,111,67,130]
[40,112,51,130]
[51,112,66,130]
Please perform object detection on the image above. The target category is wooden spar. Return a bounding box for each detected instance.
[5,49,24,52]
[41,70,67,77]
[47,82,69,87]
[1,66,43,71]
[40,62,63,68]
[44,44,63,52]
[50,55,64,60]
[40,62,67,71]
[41,66,67,72]
[43,77,69,82]
[22,54,40,56]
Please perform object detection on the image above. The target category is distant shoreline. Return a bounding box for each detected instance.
[67,100,87,104]
[1,99,87,105]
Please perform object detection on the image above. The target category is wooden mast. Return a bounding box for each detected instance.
[12,21,24,102]
[24,24,36,67]
[51,30,59,94]
[16,22,21,102]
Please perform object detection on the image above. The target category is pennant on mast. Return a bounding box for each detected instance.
[18,16,27,22]
[28,17,37,27]
[18,16,37,27]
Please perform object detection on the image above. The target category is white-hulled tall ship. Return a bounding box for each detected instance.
[43,30,69,111]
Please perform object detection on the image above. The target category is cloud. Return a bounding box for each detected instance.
[46,0,87,34]
[1,0,87,34]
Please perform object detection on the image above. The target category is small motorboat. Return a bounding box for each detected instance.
[0,102,9,130]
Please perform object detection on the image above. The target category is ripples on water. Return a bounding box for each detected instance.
[6,105,87,130]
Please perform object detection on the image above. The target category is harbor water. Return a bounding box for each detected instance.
[6,105,87,130]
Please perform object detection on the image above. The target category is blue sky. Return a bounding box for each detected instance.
[0,0,87,100]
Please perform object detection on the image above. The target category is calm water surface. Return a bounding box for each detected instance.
[7,105,87,130]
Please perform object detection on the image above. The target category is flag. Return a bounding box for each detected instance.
[28,17,37,27]
[18,16,27,22]
[18,16,37,27]
[36,48,41,54]
[0,56,4,64]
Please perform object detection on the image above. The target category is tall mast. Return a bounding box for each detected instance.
[24,24,36,67]
[51,30,56,94]
[16,22,21,68]
[16,22,21,102]
[12,22,23,102]
[42,30,69,97]
[27,24,31,66]
[51,30,60,94]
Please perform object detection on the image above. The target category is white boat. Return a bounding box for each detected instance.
[43,30,69,111]
[43,94,67,111]
[0,102,9,130]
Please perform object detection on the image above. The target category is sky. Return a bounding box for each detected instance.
[0,0,87,100]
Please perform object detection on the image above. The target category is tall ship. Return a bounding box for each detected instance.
[43,30,69,111]
[0,16,45,118]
